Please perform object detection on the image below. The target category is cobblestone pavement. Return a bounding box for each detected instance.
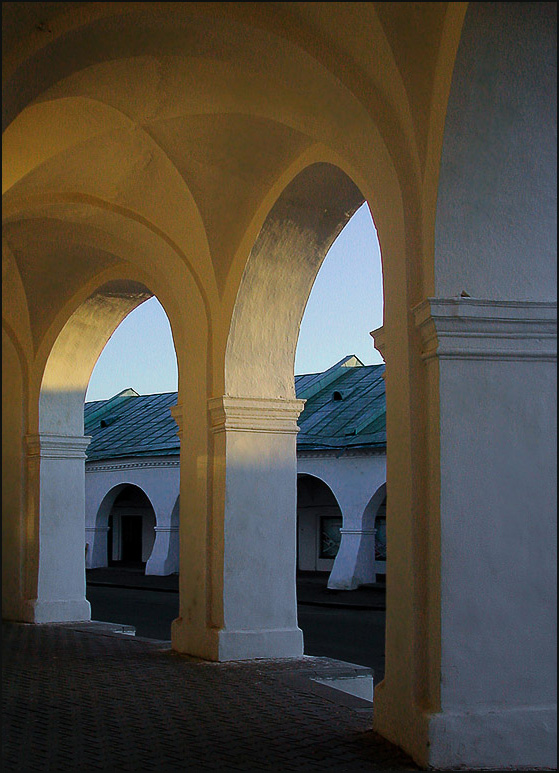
[2,621,417,772]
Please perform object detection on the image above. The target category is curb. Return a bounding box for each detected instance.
[86,581,385,610]
[87,581,179,593]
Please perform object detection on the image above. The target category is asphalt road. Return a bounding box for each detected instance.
[86,585,386,681]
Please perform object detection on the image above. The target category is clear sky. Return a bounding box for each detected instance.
[85,203,384,402]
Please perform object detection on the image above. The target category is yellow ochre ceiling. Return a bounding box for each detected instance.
[2,2,463,349]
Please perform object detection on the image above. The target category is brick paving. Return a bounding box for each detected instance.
[2,621,417,772]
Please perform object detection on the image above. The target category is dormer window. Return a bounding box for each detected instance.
[333,391,343,401]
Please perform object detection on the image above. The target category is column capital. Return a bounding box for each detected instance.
[413,297,557,363]
[25,433,91,459]
[208,396,305,435]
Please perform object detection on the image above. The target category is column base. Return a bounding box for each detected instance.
[171,616,304,661]
[373,681,557,770]
[328,530,376,590]
[428,704,557,770]
[20,598,91,624]
[217,626,304,661]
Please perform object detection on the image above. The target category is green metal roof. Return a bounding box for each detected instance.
[84,356,386,461]
[295,356,386,452]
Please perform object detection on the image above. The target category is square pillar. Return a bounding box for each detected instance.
[172,396,305,661]
[376,297,557,769]
[23,433,92,623]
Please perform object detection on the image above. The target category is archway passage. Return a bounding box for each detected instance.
[3,3,556,770]
[107,486,156,569]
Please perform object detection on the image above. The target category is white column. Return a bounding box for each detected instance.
[23,433,92,623]
[146,526,179,575]
[328,527,377,589]
[377,297,556,769]
[85,526,109,569]
[202,396,305,660]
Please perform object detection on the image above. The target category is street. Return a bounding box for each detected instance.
[86,585,386,681]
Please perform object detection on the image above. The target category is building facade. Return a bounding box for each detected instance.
[85,357,388,589]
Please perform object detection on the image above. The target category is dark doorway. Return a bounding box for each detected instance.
[121,516,143,563]
[105,485,156,571]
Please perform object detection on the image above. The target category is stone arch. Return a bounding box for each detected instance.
[204,155,408,664]
[170,495,180,529]
[87,482,128,569]
[87,481,159,569]
[362,484,387,575]
[296,473,343,573]
[21,266,186,623]
[225,162,366,399]
[363,483,387,532]
[104,484,157,568]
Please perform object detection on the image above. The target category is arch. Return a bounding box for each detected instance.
[170,495,180,529]
[104,485,157,568]
[39,279,152,435]
[2,325,26,619]
[87,482,128,569]
[362,483,387,532]
[19,266,185,622]
[94,482,136,532]
[297,474,344,574]
[225,162,366,399]
[362,484,388,575]
[2,96,217,306]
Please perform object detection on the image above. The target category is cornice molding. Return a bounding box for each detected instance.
[413,298,557,362]
[86,459,180,473]
[86,448,385,470]
[26,433,91,460]
[208,396,305,435]
[297,447,385,459]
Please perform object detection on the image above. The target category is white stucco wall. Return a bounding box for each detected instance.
[85,450,387,586]
[434,2,557,303]
[297,453,387,526]
[85,458,180,574]
[425,3,558,767]
[298,452,387,588]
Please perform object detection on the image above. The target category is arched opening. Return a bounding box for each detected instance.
[361,483,388,584]
[23,274,183,626]
[374,496,387,581]
[221,160,393,670]
[82,294,181,634]
[106,486,156,569]
[296,474,343,573]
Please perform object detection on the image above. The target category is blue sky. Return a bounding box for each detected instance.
[85,203,384,402]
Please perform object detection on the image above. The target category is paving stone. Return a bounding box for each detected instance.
[2,621,417,772]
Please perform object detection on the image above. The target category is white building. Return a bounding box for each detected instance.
[85,356,388,590]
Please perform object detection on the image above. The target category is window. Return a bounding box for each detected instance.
[320,516,342,558]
